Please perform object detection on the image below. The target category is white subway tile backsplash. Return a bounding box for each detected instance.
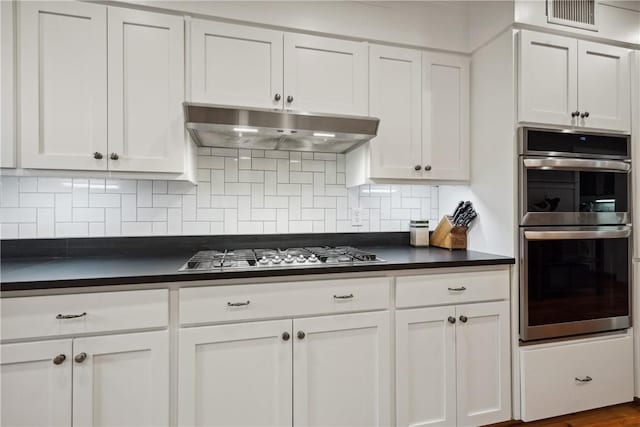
[1,149,439,238]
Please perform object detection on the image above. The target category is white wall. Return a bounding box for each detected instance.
[112,0,470,52]
[439,29,517,258]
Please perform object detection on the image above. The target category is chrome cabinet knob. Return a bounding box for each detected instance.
[274,93,281,101]
[286,95,294,103]
[580,111,590,118]
[447,316,456,324]
[282,332,290,341]
[93,152,103,160]
[424,165,432,171]
[414,165,422,171]
[110,153,119,160]
[74,352,87,363]
[297,331,306,340]
[53,354,66,365]
[459,315,468,323]
[571,111,580,118]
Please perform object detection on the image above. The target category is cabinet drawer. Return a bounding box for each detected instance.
[1,289,168,341]
[180,277,390,326]
[520,334,633,422]
[395,269,509,308]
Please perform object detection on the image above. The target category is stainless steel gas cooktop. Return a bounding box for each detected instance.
[179,246,385,272]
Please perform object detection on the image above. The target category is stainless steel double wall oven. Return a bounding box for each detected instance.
[519,128,632,341]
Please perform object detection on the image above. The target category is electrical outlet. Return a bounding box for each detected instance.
[351,207,363,227]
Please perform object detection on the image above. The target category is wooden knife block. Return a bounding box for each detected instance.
[430,216,468,250]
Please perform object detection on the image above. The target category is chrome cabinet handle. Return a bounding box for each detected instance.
[274,93,282,101]
[447,286,467,292]
[110,153,119,160]
[297,331,306,340]
[286,95,294,103]
[333,293,354,300]
[227,301,250,307]
[575,376,592,383]
[74,352,87,363]
[424,165,432,171]
[571,110,580,118]
[56,312,87,320]
[580,111,590,119]
[414,165,422,171]
[53,354,66,365]
[93,152,103,160]
[459,315,468,323]
[282,332,290,341]
[447,316,456,324]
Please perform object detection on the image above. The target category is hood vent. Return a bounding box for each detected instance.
[183,103,379,154]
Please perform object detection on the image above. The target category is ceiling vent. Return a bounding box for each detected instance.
[547,0,598,31]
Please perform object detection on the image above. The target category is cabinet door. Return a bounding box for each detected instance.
[293,311,391,427]
[190,20,283,109]
[422,53,469,181]
[283,33,368,115]
[369,45,422,180]
[396,307,456,427]
[455,301,511,427]
[518,30,578,127]
[577,40,630,132]
[72,331,169,427]
[1,0,15,168]
[1,339,72,427]
[107,7,184,173]
[19,1,108,170]
[178,319,293,427]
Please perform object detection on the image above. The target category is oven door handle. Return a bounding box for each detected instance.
[523,158,631,172]
[524,228,632,240]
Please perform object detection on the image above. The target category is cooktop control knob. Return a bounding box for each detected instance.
[259,256,269,265]
[296,255,306,263]
[272,256,282,264]
[308,254,318,263]
[284,254,294,263]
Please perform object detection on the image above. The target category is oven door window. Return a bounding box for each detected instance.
[526,169,628,213]
[526,237,629,327]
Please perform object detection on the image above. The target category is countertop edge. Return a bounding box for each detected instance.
[1,257,515,292]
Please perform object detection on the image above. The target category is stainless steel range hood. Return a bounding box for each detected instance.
[183,103,379,153]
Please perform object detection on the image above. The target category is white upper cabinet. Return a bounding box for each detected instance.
[368,45,423,180]
[178,319,293,426]
[107,8,185,173]
[1,339,73,427]
[348,46,469,185]
[283,33,368,115]
[72,331,169,427]
[577,41,630,132]
[1,0,16,168]
[518,30,577,127]
[190,20,283,109]
[19,1,108,170]
[293,311,391,426]
[422,53,469,181]
[519,30,630,133]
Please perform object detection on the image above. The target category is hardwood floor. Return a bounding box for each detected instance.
[486,402,640,427]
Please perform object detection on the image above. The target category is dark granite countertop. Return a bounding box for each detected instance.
[1,246,514,292]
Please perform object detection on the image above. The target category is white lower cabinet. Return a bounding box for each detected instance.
[0,330,169,427]
[178,311,390,427]
[178,319,293,427]
[1,339,73,427]
[293,311,391,427]
[520,332,634,422]
[396,301,511,427]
